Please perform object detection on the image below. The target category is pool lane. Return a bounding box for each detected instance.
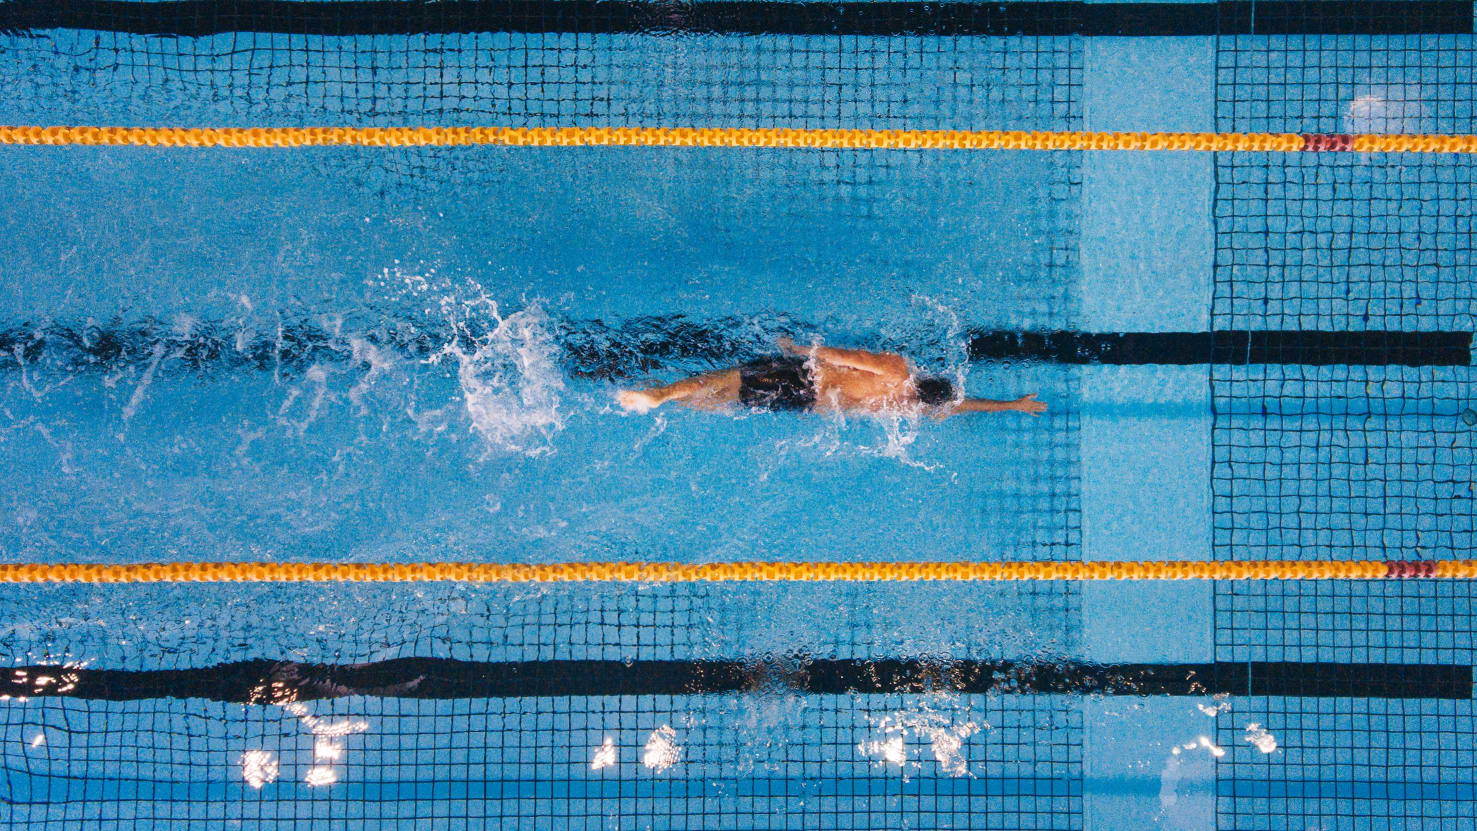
[5,657,1469,701]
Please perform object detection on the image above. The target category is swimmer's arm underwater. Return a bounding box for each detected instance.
[777,337,909,378]
[945,394,1047,417]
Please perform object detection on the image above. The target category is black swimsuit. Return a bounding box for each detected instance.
[738,357,817,412]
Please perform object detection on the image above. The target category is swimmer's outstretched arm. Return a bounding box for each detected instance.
[947,394,1047,417]
[777,337,909,377]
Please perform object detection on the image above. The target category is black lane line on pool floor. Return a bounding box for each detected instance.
[3,326,1470,375]
[0,0,1470,37]
[968,330,1475,367]
[5,659,1470,702]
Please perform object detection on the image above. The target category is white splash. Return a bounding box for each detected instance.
[121,342,165,423]
[304,765,338,787]
[28,732,44,748]
[276,365,329,435]
[314,739,344,761]
[240,750,279,789]
[347,336,397,415]
[590,737,617,771]
[872,414,935,470]
[1244,723,1278,754]
[392,267,568,455]
[642,726,681,772]
[782,409,938,472]
[430,299,566,456]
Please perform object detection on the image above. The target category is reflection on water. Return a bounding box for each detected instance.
[270,702,371,789]
[240,749,279,789]
[1344,85,1430,134]
[1243,723,1278,754]
[641,725,682,772]
[859,711,979,778]
[2,580,1085,804]
[589,736,617,770]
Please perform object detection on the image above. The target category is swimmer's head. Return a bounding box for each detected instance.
[914,376,957,407]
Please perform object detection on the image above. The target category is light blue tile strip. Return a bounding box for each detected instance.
[1080,36,1217,831]
[1082,37,1214,333]
[1081,365,1212,658]
[1084,698,1222,831]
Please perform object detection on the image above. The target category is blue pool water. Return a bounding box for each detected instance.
[0,145,1078,565]
[1,6,1475,830]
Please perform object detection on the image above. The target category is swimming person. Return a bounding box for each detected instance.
[617,338,1047,418]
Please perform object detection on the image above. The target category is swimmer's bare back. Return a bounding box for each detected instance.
[617,337,1047,418]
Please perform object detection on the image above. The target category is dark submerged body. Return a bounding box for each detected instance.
[738,356,817,411]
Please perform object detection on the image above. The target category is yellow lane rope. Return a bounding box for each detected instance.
[0,559,1469,583]
[3,125,1477,153]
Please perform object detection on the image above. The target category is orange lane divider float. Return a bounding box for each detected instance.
[0,559,1472,583]
[3,126,1477,153]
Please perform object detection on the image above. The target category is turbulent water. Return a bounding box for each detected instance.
[0,273,1076,565]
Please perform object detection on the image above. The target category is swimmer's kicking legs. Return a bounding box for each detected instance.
[618,369,741,413]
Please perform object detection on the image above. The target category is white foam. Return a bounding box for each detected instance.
[276,365,329,436]
[347,336,397,415]
[120,342,165,423]
[442,304,565,456]
[927,721,979,777]
[779,410,937,472]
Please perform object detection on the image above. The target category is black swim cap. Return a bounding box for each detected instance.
[915,376,957,407]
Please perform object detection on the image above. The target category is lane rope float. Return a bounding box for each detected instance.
[0,559,1469,583]
[3,125,1476,153]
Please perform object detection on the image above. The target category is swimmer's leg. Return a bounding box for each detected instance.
[618,369,741,413]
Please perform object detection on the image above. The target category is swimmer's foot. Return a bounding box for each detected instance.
[617,389,662,413]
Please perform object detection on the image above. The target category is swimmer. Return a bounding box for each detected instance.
[617,337,1046,418]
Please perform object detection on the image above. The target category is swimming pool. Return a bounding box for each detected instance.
[0,0,1473,828]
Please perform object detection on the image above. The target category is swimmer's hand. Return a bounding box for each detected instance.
[617,389,659,413]
[777,336,806,356]
[1012,393,1047,416]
